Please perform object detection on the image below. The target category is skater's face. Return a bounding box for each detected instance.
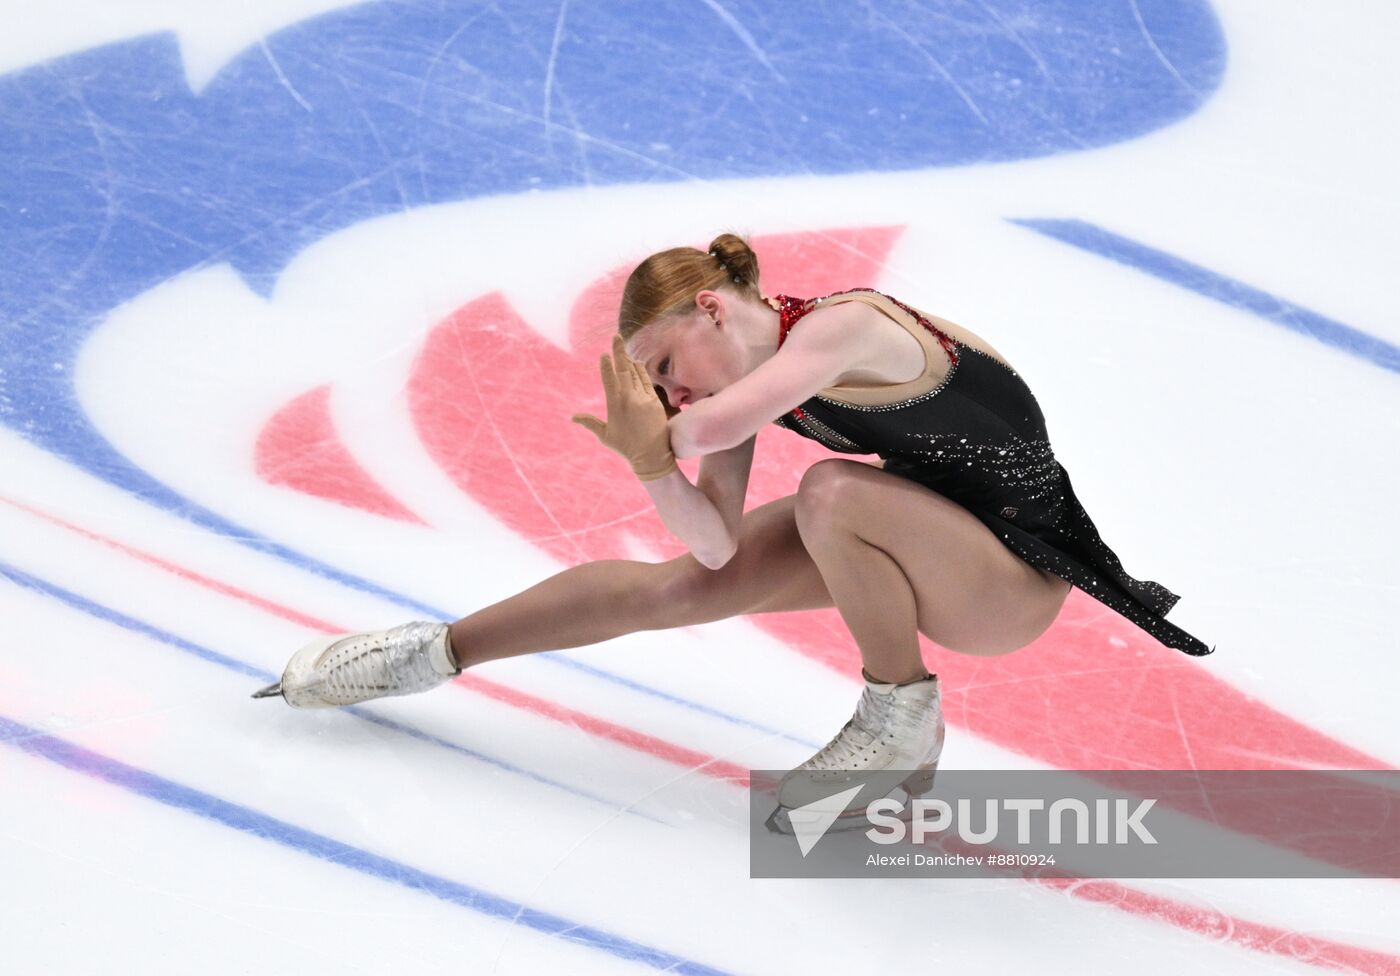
[628,293,744,410]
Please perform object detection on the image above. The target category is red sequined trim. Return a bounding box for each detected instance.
[774,289,958,364]
[775,294,809,348]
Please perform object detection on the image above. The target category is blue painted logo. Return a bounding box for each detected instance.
[0,0,1224,595]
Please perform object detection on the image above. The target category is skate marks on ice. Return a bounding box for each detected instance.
[5,0,1400,972]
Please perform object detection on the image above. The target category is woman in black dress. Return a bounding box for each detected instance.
[258,233,1211,830]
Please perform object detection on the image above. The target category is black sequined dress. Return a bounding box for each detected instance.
[771,289,1213,657]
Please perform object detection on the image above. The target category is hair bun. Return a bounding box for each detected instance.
[616,232,761,341]
[706,233,759,290]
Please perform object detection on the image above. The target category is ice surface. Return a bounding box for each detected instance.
[2,0,1398,972]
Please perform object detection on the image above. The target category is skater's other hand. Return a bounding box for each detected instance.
[571,334,679,481]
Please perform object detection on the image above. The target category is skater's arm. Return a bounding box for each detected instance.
[567,337,744,568]
[641,465,739,570]
[695,432,756,546]
[668,302,865,457]
[640,432,753,571]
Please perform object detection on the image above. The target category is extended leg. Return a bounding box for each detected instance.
[449,493,832,669]
[261,495,833,707]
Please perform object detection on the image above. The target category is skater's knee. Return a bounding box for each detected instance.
[795,459,865,528]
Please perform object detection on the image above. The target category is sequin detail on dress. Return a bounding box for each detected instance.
[901,430,1064,512]
[775,409,864,453]
[769,288,1214,657]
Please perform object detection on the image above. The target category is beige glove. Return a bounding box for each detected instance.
[572,334,679,482]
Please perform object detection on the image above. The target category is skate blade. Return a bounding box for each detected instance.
[765,807,871,836]
[250,681,284,699]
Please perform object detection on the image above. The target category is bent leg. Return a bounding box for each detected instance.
[450,494,832,668]
[795,459,1072,682]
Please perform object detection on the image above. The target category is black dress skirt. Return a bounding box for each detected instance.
[770,288,1213,657]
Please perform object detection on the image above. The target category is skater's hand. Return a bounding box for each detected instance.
[572,334,679,482]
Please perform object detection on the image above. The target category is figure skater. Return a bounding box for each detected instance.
[254,233,1212,831]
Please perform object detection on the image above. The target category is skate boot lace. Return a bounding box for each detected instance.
[321,621,444,701]
[802,685,941,771]
[805,688,896,770]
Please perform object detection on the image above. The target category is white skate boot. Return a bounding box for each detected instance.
[252,621,460,708]
[766,669,944,835]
